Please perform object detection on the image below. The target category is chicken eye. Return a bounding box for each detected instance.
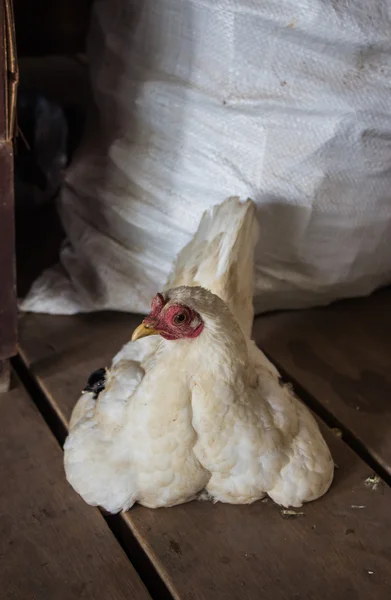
[174,312,187,324]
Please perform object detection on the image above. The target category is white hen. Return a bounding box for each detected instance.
[64,197,333,513]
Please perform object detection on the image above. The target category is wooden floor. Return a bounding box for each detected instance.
[2,288,391,599]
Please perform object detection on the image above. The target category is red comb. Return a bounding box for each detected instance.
[150,293,165,315]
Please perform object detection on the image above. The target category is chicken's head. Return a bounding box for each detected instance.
[131,292,204,341]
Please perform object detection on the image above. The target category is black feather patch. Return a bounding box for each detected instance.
[83,368,106,399]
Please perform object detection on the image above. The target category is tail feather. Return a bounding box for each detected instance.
[165,197,259,337]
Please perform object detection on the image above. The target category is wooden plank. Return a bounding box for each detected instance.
[0,142,17,360]
[4,0,19,142]
[0,0,5,140]
[253,287,391,476]
[19,310,391,600]
[0,375,151,600]
[0,1,18,361]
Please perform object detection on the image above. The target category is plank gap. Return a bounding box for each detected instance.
[106,515,174,600]
[12,353,174,600]
[12,353,68,445]
[265,352,391,488]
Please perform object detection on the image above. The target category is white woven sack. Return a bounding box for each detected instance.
[22,0,391,315]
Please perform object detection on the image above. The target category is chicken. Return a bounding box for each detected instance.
[64,197,333,513]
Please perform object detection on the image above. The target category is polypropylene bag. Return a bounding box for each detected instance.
[22,0,391,315]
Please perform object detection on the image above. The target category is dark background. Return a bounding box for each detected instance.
[14,0,94,56]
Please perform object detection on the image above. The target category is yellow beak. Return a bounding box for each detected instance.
[131,322,160,342]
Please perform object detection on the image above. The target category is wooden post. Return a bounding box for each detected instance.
[0,0,18,391]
